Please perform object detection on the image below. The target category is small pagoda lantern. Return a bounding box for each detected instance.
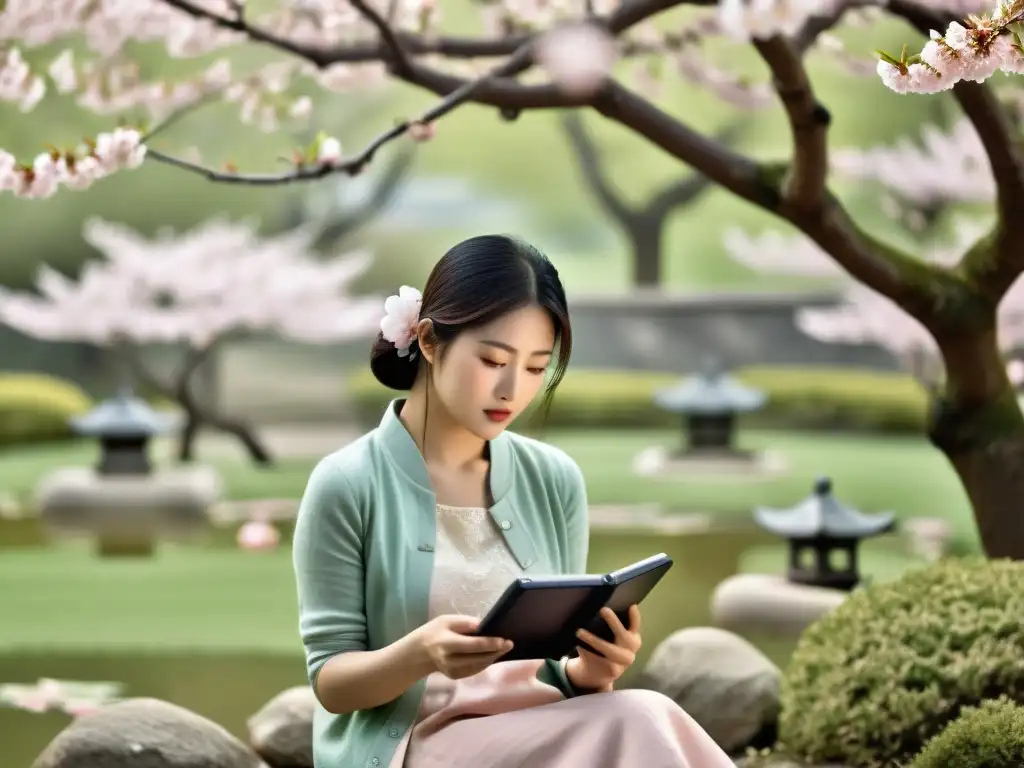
[70,388,179,476]
[653,357,767,455]
[753,476,896,591]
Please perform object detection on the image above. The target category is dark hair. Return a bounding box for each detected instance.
[370,234,572,405]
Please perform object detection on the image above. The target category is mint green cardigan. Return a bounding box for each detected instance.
[291,399,590,768]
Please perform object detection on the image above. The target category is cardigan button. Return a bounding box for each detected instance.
[371,759,380,766]
[500,520,512,530]
[389,728,400,737]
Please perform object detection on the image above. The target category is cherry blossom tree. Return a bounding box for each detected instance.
[0,217,382,464]
[3,1,1024,555]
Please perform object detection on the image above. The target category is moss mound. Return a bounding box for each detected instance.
[779,557,1024,767]
[910,697,1024,768]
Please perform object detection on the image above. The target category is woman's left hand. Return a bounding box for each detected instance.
[565,605,642,693]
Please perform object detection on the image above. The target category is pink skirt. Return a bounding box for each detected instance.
[390,660,735,768]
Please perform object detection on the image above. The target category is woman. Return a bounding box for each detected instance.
[292,235,735,768]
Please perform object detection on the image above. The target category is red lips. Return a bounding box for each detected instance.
[484,409,511,423]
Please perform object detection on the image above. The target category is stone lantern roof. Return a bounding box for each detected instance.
[654,357,767,415]
[754,477,896,541]
[71,388,179,438]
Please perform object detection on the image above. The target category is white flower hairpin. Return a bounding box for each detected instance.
[380,285,422,360]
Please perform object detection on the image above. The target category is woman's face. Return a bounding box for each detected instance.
[425,304,556,440]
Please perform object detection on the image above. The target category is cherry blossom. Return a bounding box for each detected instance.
[0,216,383,348]
[718,0,835,42]
[877,6,1024,93]
[0,0,1018,200]
[237,516,281,551]
[726,216,1024,383]
[831,118,995,208]
[535,23,618,97]
[0,678,122,717]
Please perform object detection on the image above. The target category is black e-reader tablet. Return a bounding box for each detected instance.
[475,553,673,662]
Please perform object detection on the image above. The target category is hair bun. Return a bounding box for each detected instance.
[370,333,419,391]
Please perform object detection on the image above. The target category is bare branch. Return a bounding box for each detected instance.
[754,36,828,214]
[346,0,414,75]
[560,113,633,222]
[592,81,765,204]
[313,145,416,246]
[647,174,713,220]
[646,123,742,218]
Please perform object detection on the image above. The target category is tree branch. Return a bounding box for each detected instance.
[155,0,709,70]
[560,113,633,223]
[754,36,828,215]
[592,80,944,311]
[646,174,713,221]
[592,81,767,206]
[646,122,742,219]
[147,45,539,183]
[886,0,1024,301]
[313,144,416,246]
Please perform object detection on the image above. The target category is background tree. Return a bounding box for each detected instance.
[0,217,381,465]
[561,115,743,287]
[3,0,1024,556]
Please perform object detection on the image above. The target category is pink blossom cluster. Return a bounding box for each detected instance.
[878,2,1024,93]
[0,47,45,111]
[831,118,994,207]
[0,128,146,198]
[0,678,122,717]
[724,217,1024,377]
[0,217,383,347]
[718,0,836,42]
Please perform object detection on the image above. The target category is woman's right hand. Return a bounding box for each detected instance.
[411,614,513,680]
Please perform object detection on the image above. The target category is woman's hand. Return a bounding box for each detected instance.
[410,614,514,680]
[565,605,642,693]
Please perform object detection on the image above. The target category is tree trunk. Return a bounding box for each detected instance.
[930,328,1024,559]
[174,406,274,466]
[206,413,274,465]
[177,412,200,462]
[628,217,664,288]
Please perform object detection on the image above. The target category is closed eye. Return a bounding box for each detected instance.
[482,358,505,368]
[527,367,546,375]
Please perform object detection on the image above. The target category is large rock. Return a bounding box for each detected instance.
[711,573,847,638]
[247,687,315,768]
[635,627,781,755]
[32,697,267,768]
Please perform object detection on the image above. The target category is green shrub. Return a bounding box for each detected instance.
[910,697,1024,768]
[344,366,928,434]
[779,557,1024,768]
[0,374,94,447]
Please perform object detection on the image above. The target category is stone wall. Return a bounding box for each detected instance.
[1,291,899,424]
[566,290,898,373]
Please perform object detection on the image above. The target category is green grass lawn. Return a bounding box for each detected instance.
[0,427,952,764]
[0,427,979,545]
[0,529,928,768]
[0,526,926,655]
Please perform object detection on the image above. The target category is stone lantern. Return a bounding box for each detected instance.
[71,388,177,475]
[753,476,896,591]
[653,357,767,456]
[35,389,221,557]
